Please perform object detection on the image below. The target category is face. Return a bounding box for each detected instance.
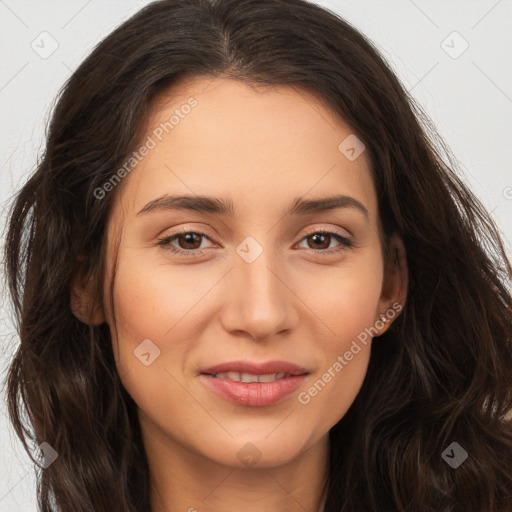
[92,77,404,469]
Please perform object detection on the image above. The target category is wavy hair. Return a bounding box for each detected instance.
[3,0,512,510]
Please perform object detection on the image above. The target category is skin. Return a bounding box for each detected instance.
[73,77,407,512]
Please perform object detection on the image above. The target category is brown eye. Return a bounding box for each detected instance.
[296,230,354,256]
[157,230,216,256]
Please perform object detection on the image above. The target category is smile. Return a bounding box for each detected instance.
[200,360,309,407]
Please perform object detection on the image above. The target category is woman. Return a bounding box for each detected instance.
[4,0,512,511]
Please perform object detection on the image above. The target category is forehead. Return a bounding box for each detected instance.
[114,76,377,222]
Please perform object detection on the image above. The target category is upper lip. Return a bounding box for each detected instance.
[200,360,309,376]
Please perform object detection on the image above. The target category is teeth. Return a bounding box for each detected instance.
[241,372,259,383]
[213,372,288,382]
[258,373,277,383]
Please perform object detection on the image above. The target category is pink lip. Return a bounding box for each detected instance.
[199,360,309,407]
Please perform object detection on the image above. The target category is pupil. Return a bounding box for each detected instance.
[182,233,201,249]
[310,233,329,250]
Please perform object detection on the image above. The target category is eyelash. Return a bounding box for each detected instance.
[156,227,354,258]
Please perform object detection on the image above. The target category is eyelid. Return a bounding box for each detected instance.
[300,224,352,240]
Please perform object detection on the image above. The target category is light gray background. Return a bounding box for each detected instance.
[1,1,511,510]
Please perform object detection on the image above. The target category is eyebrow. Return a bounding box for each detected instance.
[137,193,369,219]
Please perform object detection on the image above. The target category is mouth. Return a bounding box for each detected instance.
[199,360,309,407]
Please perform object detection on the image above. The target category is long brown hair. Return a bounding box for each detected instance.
[4,0,512,510]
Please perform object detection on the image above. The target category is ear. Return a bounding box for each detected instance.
[70,256,106,326]
[374,234,408,336]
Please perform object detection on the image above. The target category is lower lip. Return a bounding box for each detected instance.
[200,374,307,407]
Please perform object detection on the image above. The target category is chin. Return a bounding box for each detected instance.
[200,429,318,469]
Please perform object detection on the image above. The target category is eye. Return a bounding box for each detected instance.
[157,227,354,257]
[157,228,216,257]
[295,229,354,257]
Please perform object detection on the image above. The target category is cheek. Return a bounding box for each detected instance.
[297,311,374,431]
[297,251,383,423]
[105,250,222,404]
[107,251,217,343]
[307,246,384,335]
[106,259,194,423]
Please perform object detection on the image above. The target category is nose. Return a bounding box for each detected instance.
[219,245,298,341]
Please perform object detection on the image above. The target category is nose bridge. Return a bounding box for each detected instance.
[221,235,293,339]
